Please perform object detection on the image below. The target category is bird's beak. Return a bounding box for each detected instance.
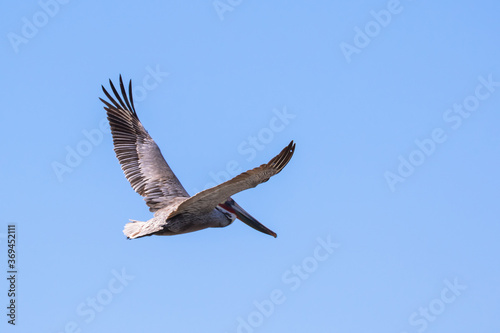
[221,199,277,238]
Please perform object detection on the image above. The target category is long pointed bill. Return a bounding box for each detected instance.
[222,200,277,238]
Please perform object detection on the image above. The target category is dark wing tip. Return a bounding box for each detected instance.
[100,76,138,119]
[270,140,295,173]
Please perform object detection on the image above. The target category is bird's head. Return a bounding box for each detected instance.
[217,198,277,238]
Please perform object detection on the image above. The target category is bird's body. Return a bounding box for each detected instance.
[124,198,233,238]
[100,76,295,239]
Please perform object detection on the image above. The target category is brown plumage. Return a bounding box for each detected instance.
[100,75,295,239]
[170,141,295,218]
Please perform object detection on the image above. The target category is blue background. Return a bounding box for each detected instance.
[1,0,499,332]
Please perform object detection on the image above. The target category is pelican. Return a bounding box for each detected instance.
[100,76,295,239]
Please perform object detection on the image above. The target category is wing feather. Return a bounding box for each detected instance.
[169,141,295,218]
[100,75,189,212]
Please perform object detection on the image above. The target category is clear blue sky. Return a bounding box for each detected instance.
[1,0,499,332]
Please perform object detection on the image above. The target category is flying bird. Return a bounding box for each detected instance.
[100,76,295,239]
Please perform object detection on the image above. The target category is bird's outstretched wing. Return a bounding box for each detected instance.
[168,141,295,218]
[100,75,189,212]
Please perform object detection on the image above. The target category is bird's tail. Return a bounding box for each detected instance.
[123,220,148,239]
